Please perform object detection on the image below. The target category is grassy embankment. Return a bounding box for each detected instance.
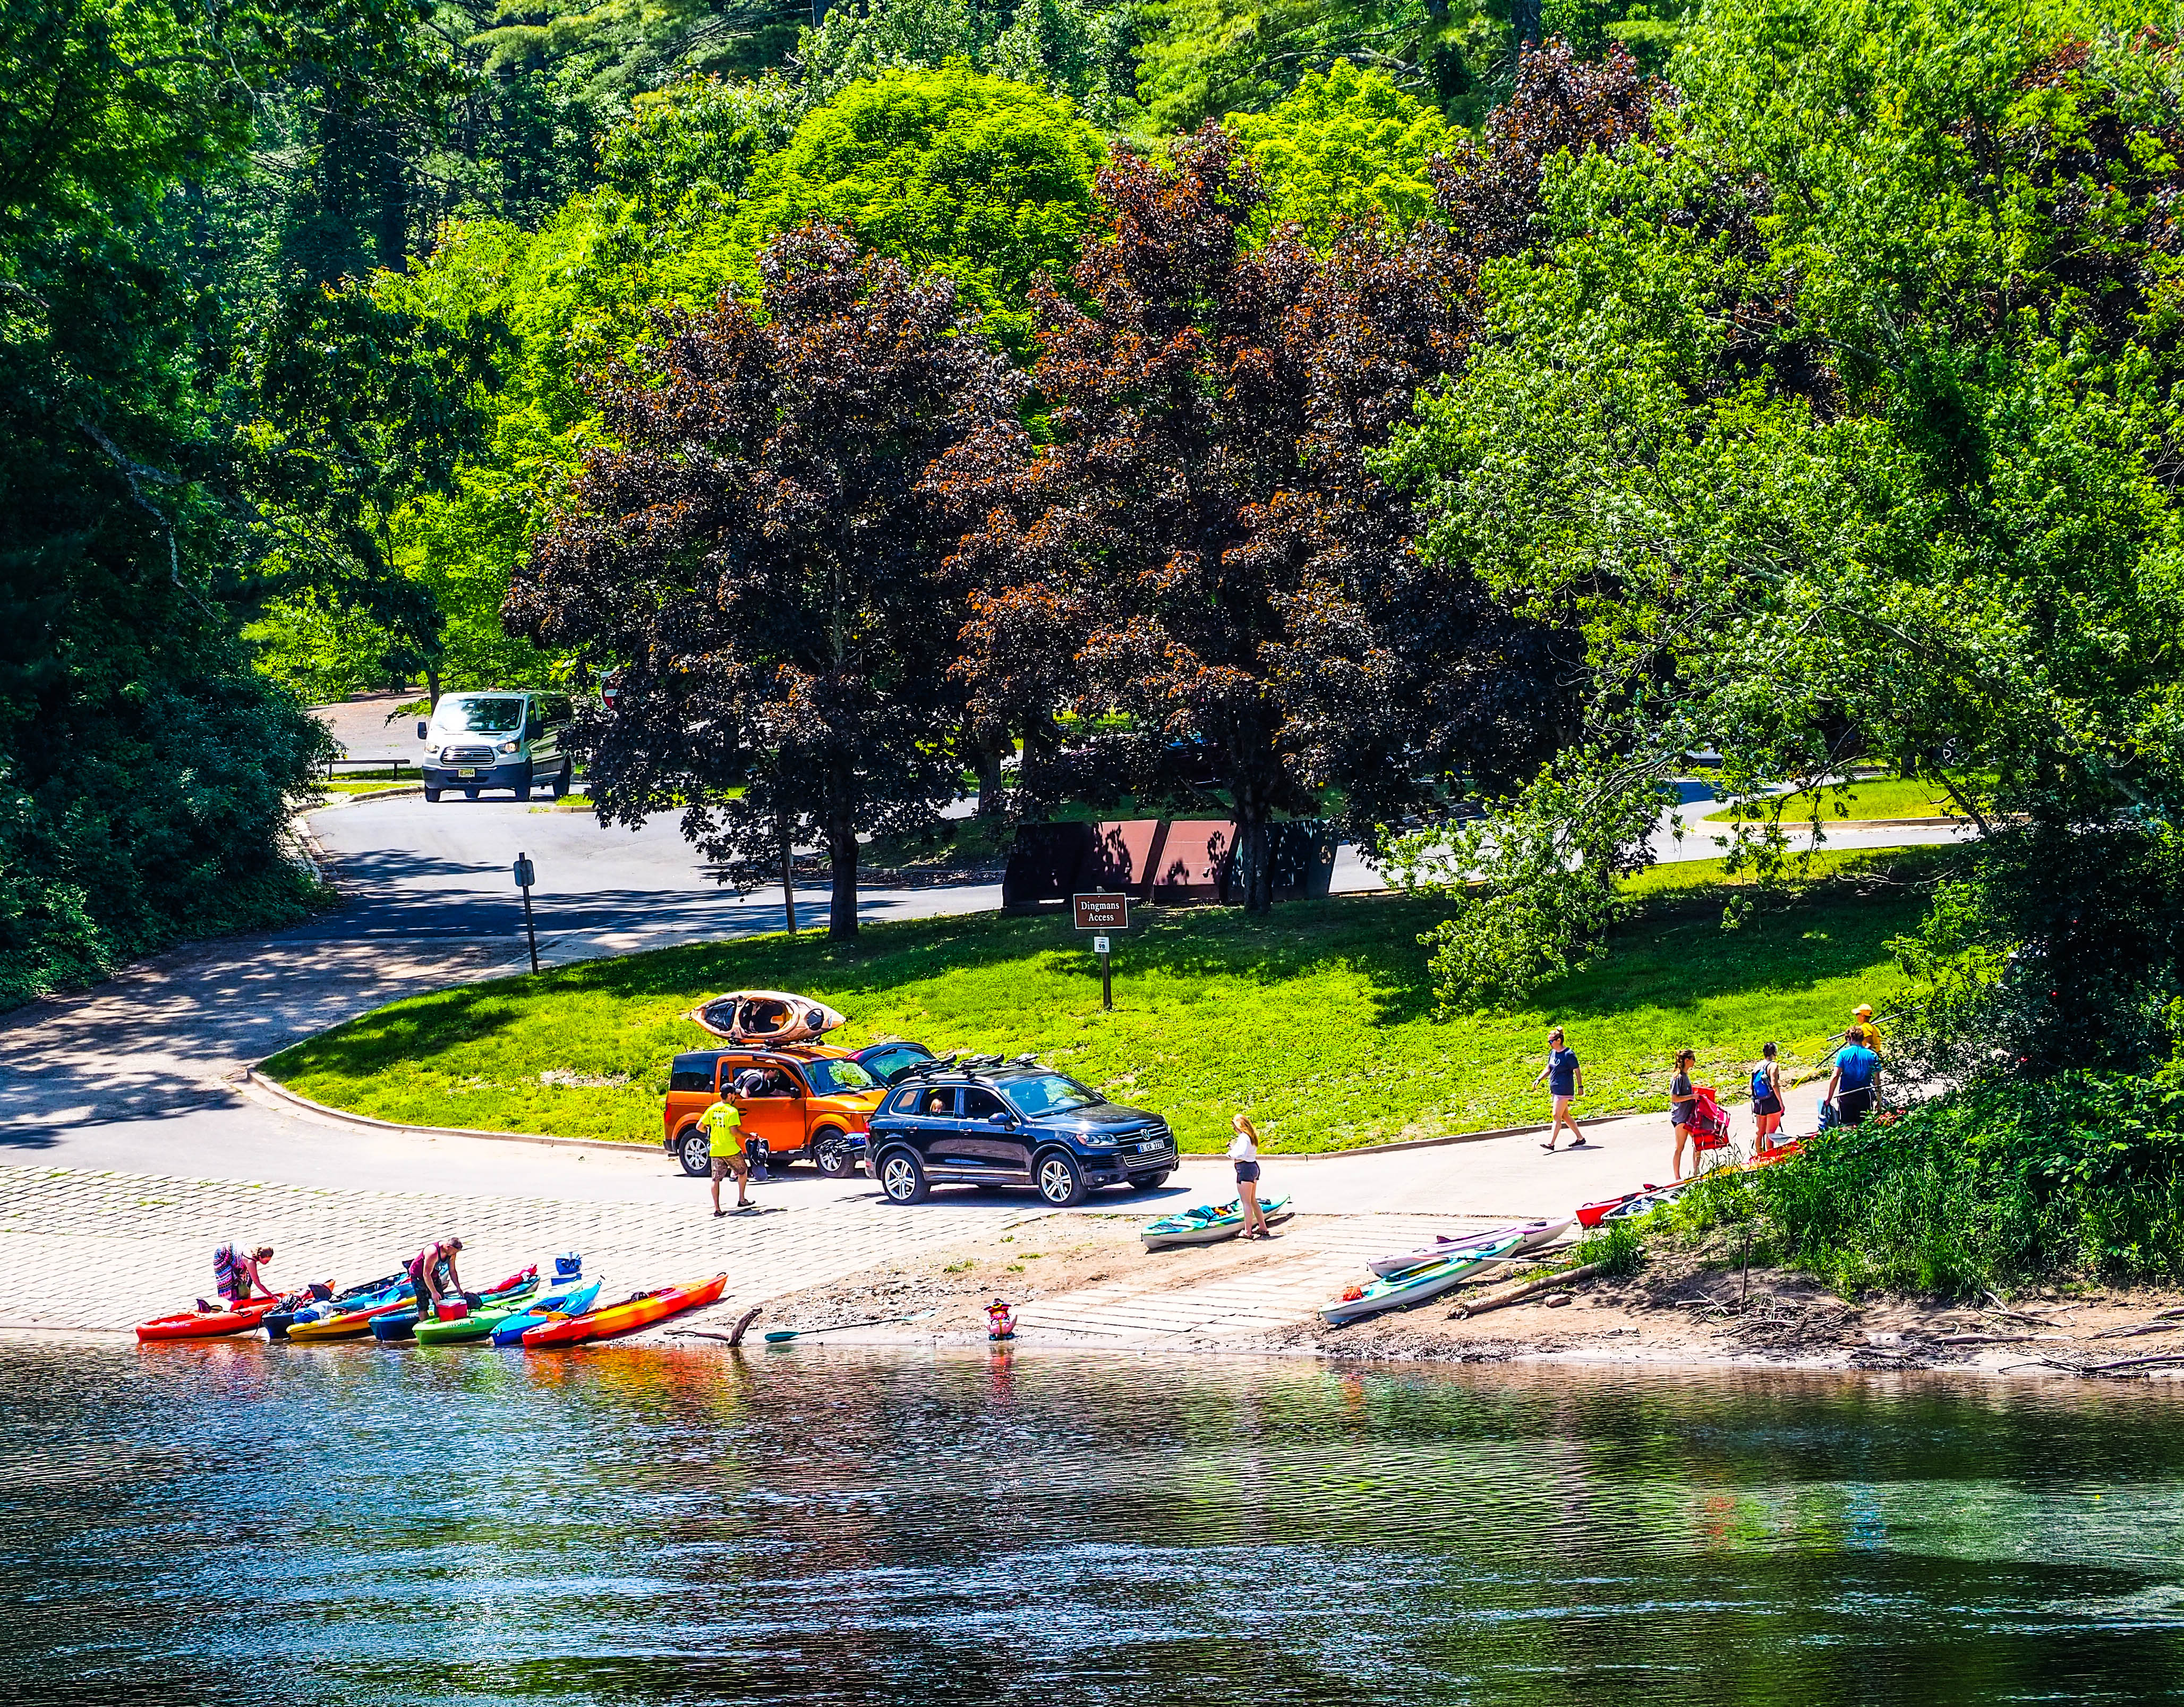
[1705,777,1969,822]
[264,848,1949,1152]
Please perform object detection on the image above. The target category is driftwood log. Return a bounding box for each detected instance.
[1451,1260,1607,1320]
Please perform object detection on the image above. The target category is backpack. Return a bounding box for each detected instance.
[1750,1066,1771,1103]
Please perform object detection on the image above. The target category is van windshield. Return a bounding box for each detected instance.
[434,696,525,734]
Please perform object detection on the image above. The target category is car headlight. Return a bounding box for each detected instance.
[1083,1133,1118,1148]
[498,740,519,754]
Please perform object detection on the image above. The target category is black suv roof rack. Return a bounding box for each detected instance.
[894,1052,960,1082]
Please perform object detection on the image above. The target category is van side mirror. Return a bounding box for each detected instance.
[416,720,428,741]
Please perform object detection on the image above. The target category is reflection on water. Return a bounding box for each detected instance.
[7,1343,2184,1704]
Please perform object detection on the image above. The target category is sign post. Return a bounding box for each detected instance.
[1071,893,1129,1012]
[514,852,539,973]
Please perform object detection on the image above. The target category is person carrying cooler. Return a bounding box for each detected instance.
[1229,1114,1274,1239]
[1750,1042,1785,1142]
[1825,1026,1881,1127]
[1532,1025,1590,1151]
[704,1093,752,1216]
[406,1235,465,1320]
[1669,1049,1700,1180]
[209,1241,276,1309]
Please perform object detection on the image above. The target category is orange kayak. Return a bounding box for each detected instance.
[521,1273,727,1348]
[136,1295,288,1342]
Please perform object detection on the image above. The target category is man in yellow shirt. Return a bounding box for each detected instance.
[703,1096,752,1216]
[1853,1004,1884,1049]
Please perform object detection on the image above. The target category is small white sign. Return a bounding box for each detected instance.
[1092,936,1111,956]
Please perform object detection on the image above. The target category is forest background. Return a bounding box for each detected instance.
[18,0,2184,1296]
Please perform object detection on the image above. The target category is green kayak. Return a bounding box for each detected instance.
[413,1281,541,1346]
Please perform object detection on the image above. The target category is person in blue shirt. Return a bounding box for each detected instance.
[1826,1027,1881,1126]
[1532,1025,1590,1151]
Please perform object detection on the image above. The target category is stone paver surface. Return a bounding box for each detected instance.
[0,1161,1037,1336]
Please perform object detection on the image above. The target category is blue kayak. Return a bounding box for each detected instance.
[491,1279,601,1345]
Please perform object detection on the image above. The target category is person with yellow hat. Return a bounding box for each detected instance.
[1852,1004,1884,1048]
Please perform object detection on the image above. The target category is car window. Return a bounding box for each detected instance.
[960,1088,1010,1120]
[859,1044,926,1082]
[919,1088,959,1118]
[544,695,573,724]
[1000,1073,1102,1117]
[668,1060,718,1093]
[886,1086,923,1114]
[803,1058,876,1095]
[432,695,525,734]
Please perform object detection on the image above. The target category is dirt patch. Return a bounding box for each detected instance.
[737,1214,2184,1378]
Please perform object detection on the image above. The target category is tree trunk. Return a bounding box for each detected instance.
[1233,784,1276,914]
[779,809,798,935]
[425,662,441,709]
[826,802,859,938]
[973,728,1009,820]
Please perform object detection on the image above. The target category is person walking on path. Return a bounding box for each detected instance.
[1229,1114,1273,1239]
[1825,1026,1881,1127]
[1852,1004,1884,1049]
[1750,1043,1785,1143]
[1532,1026,1590,1150]
[204,1241,276,1311]
[703,1093,752,1215]
[407,1235,465,1320]
[1669,1050,1700,1181]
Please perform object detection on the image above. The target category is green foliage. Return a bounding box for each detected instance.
[261,875,1923,1145]
[1136,0,1511,132]
[1673,1072,2184,1292]
[598,71,802,208]
[731,63,1106,349]
[1227,58,1456,245]
[1575,1216,1646,1275]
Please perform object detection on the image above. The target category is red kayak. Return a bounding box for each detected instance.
[522,1273,728,1348]
[136,1295,289,1342]
[1574,1139,1811,1227]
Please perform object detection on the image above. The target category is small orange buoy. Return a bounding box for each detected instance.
[986,1298,1016,1340]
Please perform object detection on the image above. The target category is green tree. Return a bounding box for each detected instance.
[729,62,1106,349]
[1228,57,1455,245]
[1384,0,2184,1018]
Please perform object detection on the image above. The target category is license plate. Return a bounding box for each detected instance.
[1136,1142,1162,1154]
[458,767,477,777]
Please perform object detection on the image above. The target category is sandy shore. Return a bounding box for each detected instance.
[729,1213,2184,1379]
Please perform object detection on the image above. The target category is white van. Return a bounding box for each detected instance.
[416,691,576,802]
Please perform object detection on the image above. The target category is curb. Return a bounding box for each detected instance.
[242,1069,666,1160]
[245,1064,1564,1164]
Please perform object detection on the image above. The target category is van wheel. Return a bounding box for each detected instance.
[513,782,531,802]
[552,762,571,799]
[811,1128,855,1179]
[1035,1150,1088,1208]
[423,788,441,803]
[676,1129,711,1177]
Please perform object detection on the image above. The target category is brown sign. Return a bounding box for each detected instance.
[1072,893,1130,931]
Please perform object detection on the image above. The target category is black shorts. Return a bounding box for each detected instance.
[1836,1086,1873,1125]
[1234,1160,1261,1185]
[1753,1093,1782,1117]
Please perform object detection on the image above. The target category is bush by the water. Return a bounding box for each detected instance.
[1673,1073,2184,1294]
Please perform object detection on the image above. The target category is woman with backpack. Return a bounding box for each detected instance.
[1750,1042,1785,1143]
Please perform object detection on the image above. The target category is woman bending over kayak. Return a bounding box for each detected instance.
[212,1241,276,1305]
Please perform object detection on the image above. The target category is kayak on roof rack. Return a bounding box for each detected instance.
[686,990,847,1044]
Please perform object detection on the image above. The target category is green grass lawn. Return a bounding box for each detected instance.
[1705,778,1967,822]
[262,848,1950,1154]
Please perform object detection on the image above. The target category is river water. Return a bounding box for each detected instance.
[7,1343,2183,1704]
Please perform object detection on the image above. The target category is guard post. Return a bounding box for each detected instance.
[514,852,539,973]
[1071,891,1129,1012]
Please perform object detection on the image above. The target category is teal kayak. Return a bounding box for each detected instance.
[490,1279,602,1346]
[1318,1232,1528,1326]
[1141,1193,1293,1251]
[414,1279,555,1346]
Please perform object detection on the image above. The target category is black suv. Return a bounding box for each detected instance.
[863,1056,1176,1208]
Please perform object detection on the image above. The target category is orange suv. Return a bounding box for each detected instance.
[662,1044,895,1178]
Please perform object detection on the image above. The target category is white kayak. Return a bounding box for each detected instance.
[1367,1218,1572,1277]
[1319,1232,1530,1326]
[1141,1194,1294,1251]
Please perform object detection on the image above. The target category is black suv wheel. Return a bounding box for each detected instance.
[877,1148,929,1204]
[1034,1149,1087,1208]
[811,1126,855,1179]
[676,1127,711,1177]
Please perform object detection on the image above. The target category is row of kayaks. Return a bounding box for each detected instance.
[137,1268,728,1348]
[1574,1137,1806,1228]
